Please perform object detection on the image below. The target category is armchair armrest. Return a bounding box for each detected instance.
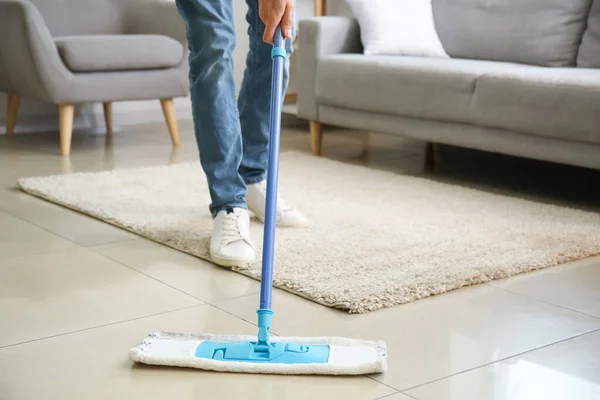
[125,0,187,45]
[0,0,71,102]
[297,17,362,121]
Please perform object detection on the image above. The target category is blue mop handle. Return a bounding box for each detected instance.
[256,26,285,344]
[259,26,286,312]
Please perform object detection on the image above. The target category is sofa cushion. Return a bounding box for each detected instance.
[345,0,449,58]
[471,68,600,145]
[315,55,528,124]
[432,0,593,67]
[578,0,600,67]
[55,34,184,72]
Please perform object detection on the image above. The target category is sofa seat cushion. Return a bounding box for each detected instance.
[317,55,600,145]
[316,55,529,125]
[55,34,184,72]
[471,68,600,145]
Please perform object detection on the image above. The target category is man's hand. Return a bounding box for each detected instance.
[259,0,294,44]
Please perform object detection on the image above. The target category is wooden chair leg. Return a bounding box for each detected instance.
[425,141,435,171]
[315,0,326,15]
[6,94,20,136]
[103,102,113,133]
[310,121,323,156]
[160,98,180,146]
[59,104,75,156]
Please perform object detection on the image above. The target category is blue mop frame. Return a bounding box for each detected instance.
[195,27,330,365]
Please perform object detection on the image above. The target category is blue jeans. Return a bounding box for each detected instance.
[175,0,294,217]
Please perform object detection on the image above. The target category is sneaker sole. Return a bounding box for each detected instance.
[210,252,256,268]
[251,209,309,228]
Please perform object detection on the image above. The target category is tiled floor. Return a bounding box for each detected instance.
[1,117,599,400]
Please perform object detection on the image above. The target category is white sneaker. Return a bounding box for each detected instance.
[246,180,308,228]
[210,207,256,267]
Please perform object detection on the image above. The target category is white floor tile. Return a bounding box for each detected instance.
[0,247,200,347]
[0,210,78,258]
[491,256,600,318]
[405,329,600,400]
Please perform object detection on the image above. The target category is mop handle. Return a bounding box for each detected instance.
[259,26,286,311]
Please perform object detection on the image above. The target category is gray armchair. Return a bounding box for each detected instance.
[0,0,190,156]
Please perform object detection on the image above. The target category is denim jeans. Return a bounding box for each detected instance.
[175,0,294,217]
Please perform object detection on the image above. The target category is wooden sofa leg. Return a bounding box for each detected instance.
[425,141,435,171]
[59,104,75,156]
[310,121,323,156]
[6,94,20,136]
[160,98,180,147]
[103,102,113,134]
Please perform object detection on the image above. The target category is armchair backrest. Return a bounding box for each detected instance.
[27,0,127,37]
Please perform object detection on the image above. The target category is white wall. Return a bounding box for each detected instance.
[0,0,354,133]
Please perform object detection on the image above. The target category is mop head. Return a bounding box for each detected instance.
[129,331,387,375]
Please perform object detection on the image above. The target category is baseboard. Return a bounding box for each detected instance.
[0,95,306,135]
[0,98,193,135]
[85,98,193,133]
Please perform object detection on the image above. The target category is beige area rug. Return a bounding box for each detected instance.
[17,152,600,313]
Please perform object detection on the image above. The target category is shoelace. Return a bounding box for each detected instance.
[220,213,247,246]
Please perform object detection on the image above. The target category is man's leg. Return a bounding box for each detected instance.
[176,0,246,217]
[236,1,306,227]
[237,0,294,184]
[176,0,255,267]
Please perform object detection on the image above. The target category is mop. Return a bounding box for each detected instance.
[128,27,387,375]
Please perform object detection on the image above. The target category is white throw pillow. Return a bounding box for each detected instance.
[345,0,449,58]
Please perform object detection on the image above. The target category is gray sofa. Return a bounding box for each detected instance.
[0,0,189,156]
[297,1,600,171]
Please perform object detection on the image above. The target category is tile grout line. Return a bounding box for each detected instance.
[2,206,233,308]
[85,245,209,304]
[203,303,260,330]
[397,327,600,394]
[376,392,417,400]
[82,236,140,248]
[85,244,264,308]
[0,206,136,256]
[207,292,264,309]
[366,375,405,395]
[0,304,206,350]
[375,392,400,400]
[484,282,600,320]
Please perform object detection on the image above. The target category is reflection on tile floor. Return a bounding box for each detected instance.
[405,330,600,400]
[213,285,600,391]
[1,117,599,399]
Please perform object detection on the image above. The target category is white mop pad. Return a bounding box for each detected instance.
[129,331,387,375]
